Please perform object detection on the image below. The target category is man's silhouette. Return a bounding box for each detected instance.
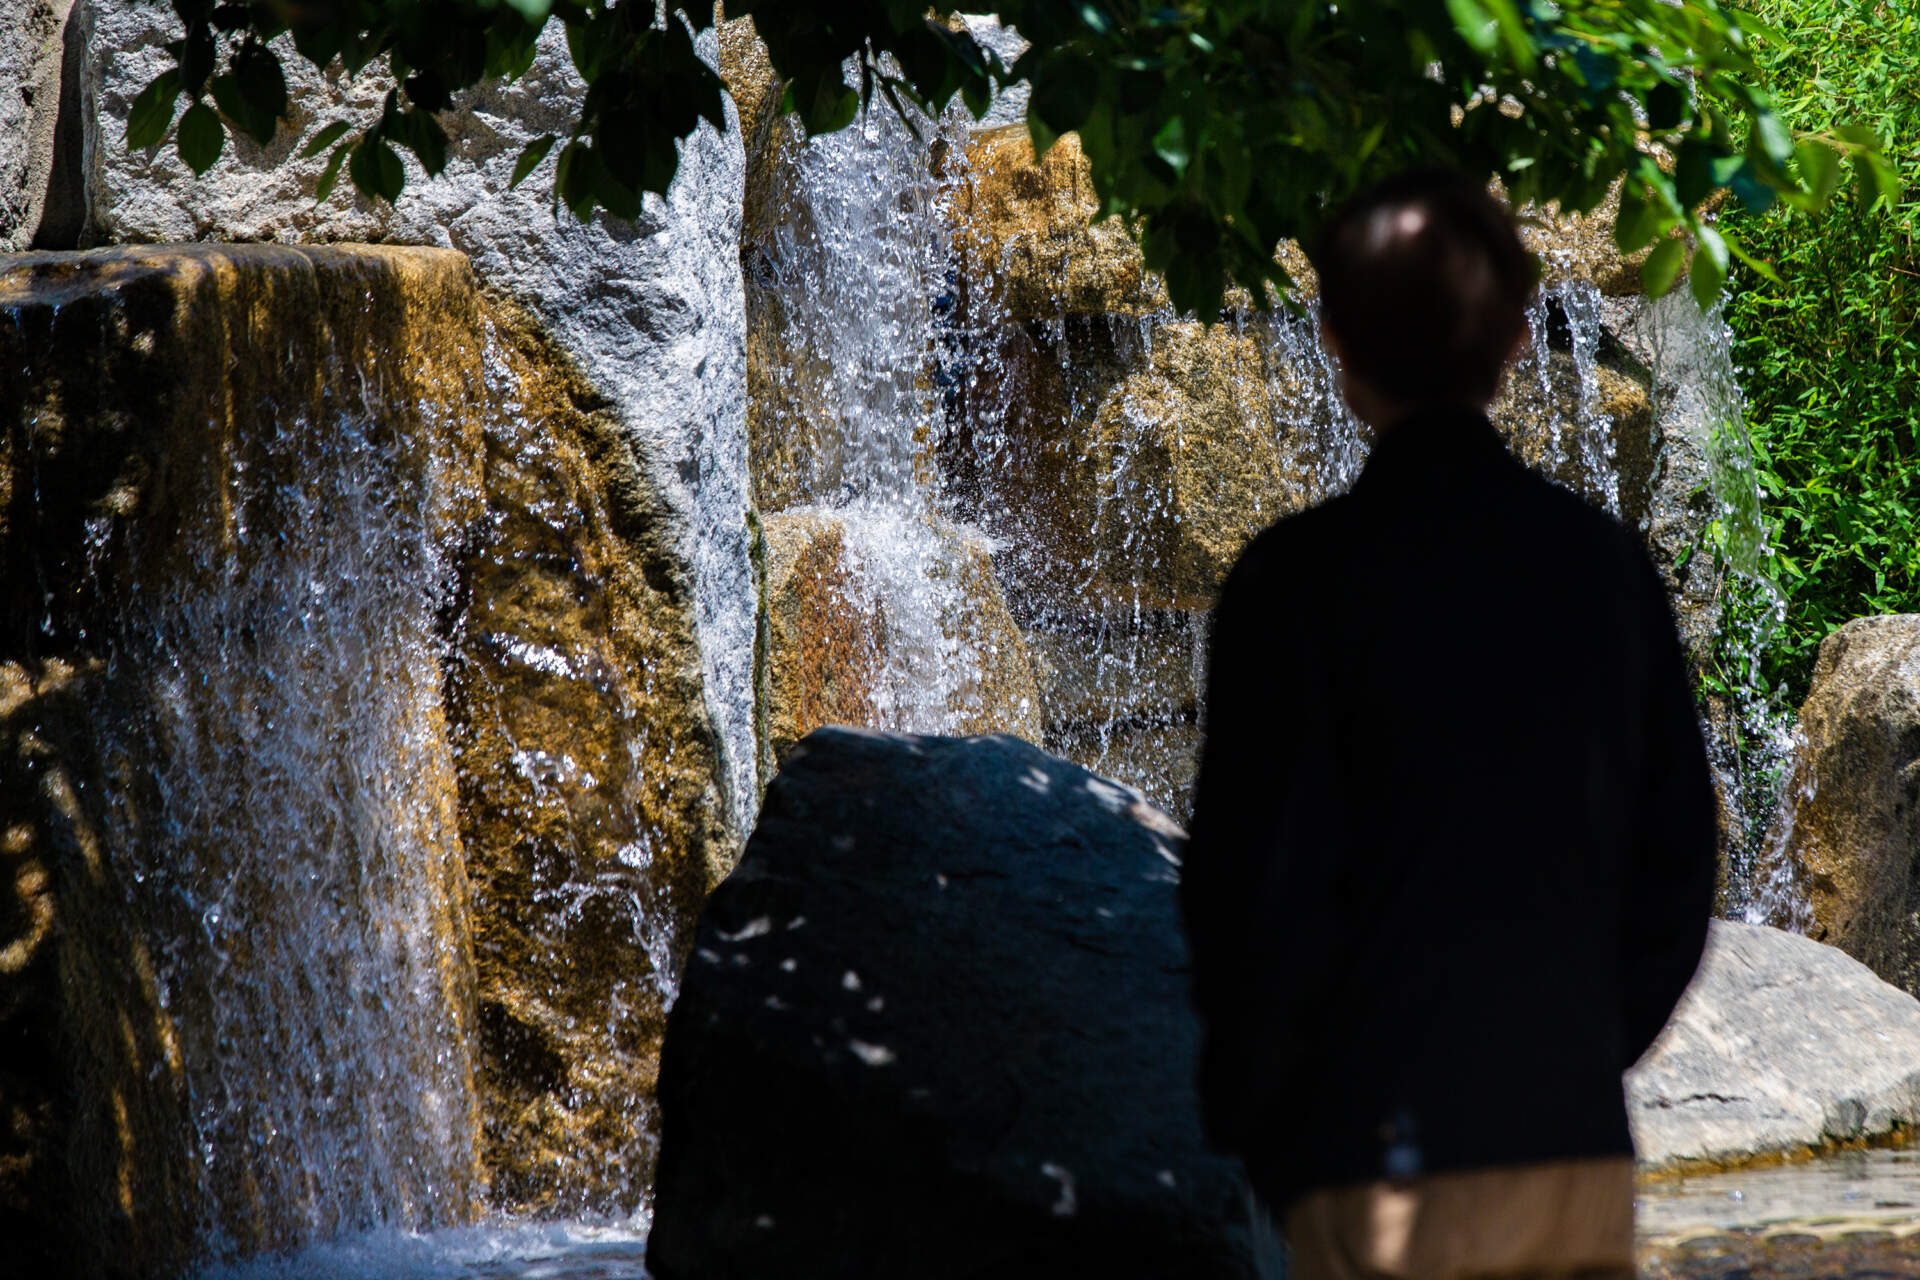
[1181,171,1717,1279]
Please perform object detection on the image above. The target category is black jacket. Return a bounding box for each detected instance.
[1180,406,1717,1211]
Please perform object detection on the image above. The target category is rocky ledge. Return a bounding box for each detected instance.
[1629,919,1920,1170]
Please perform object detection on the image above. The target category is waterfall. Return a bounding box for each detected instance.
[746,64,1020,747]
[1637,289,1802,923]
[2,246,711,1275]
[95,386,481,1256]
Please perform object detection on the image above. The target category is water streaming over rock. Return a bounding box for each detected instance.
[1634,290,1803,924]
[744,64,1046,758]
[96,407,483,1255]
[0,246,717,1275]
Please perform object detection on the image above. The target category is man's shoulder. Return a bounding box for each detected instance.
[1234,494,1357,573]
[1216,498,1352,608]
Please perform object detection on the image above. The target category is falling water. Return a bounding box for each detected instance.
[95,400,482,1258]
[748,62,1017,744]
[1637,289,1803,924]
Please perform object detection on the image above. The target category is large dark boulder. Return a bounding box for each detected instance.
[648,728,1266,1278]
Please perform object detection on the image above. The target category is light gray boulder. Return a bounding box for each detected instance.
[1628,919,1920,1169]
[72,0,762,837]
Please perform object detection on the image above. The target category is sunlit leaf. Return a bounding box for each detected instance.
[1642,235,1689,297]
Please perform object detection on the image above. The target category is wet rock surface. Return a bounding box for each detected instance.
[1627,921,1920,1170]
[0,244,488,1277]
[939,126,1700,818]
[0,245,726,1274]
[1760,615,1920,994]
[758,511,1044,763]
[449,299,729,1216]
[649,727,1263,1280]
[1639,1148,1920,1279]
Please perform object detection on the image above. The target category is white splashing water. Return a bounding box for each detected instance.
[942,261,1635,815]
[98,405,481,1257]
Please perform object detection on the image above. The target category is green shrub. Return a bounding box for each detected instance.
[1724,0,1920,706]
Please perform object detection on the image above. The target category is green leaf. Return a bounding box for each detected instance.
[1482,0,1537,72]
[176,101,224,175]
[502,0,551,20]
[1724,235,1783,287]
[1445,0,1499,55]
[510,133,557,188]
[1030,56,1098,135]
[300,120,354,160]
[1646,80,1685,132]
[1642,235,1688,297]
[1689,234,1727,309]
[1077,3,1115,35]
[1795,140,1843,207]
[1695,223,1730,279]
[1152,115,1190,176]
[315,139,351,201]
[348,137,405,204]
[1835,124,1883,151]
[391,108,449,177]
[1752,111,1795,170]
[1614,180,1665,253]
[126,70,182,150]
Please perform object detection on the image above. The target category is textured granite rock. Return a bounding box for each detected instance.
[1627,920,1920,1169]
[650,727,1265,1280]
[1760,616,1920,993]
[1,0,84,249]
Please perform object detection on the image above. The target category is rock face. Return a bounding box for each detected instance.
[448,298,731,1215]
[1760,616,1920,993]
[649,728,1264,1280]
[0,245,725,1275]
[1627,920,1920,1169]
[72,0,761,840]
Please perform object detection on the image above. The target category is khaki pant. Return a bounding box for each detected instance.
[1280,1156,1636,1280]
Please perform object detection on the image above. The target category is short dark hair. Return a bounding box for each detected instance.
[1313,170,1537,407]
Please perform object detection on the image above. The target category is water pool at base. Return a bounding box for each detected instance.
[190,1223,653,1280]
[192,1151,1920,1280]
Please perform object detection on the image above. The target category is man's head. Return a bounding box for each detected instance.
[1314,170,1536,426]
